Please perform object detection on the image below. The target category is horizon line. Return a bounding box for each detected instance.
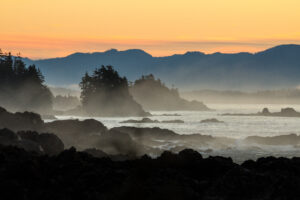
[24,43,299,61]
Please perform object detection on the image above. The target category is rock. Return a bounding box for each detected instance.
[41,115,57,120]
[279,107,300,117]
[161,119,184,123]
[0,129,45,154]
[130,74,211,111]
[262,107,270,115]
[223,107,300,118]
[1,145,300,199]
[0,128,19,146]
[0,107,44,132]
[44,119,108,149]
[160,113,181,116]
[200,118,224,123]
[120,118,159,123]
[84,148,108,158]
[97,130,148,157]
[18,131,64,155]
[120,118,184,124]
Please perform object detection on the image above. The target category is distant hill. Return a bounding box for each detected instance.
[24,44,300,90]
[181,89,300,104]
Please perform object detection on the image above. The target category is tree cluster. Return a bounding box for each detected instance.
[130,74,209,111]
[79,65,148,116]
[0,50,53,113]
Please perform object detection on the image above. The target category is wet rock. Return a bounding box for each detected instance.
[84,148,108,158]
[120,118,184,124]
[0,107,44,132]
[161,119,184,123]
[120,118,159,123]
[200,118,224,123]
[0,146,300,199]
[41,114,57,120]
[44,119,107,149]
[223,107,300,118]
[18,131,64,155]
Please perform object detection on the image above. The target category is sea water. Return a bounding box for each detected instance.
[54,104,300,139]
[51,104,300,162]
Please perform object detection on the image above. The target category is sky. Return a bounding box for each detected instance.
[1,0,300,59]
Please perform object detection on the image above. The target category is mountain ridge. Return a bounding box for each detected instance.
[23,44,300,90]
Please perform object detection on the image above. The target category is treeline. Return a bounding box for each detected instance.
[77,67,209,116]
[0,50,53,113]
[79,66,148,116]
[0,50,208,116]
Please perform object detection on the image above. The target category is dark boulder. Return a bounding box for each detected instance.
[0,107,44,131]
[18,131,64,155]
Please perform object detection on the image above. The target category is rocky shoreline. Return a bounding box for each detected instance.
[2,106,300,162]
[1,106,300,199]
[1,145,300,199]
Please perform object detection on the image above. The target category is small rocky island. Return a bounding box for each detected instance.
[200,118,224,123]
[223,107,300,118]
[130,74,210,111]
[120,118,184,124]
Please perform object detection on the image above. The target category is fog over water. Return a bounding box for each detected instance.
[44,103,300,162]
[51,104,300,139]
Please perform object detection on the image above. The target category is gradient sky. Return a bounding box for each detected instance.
[1,0,300,59]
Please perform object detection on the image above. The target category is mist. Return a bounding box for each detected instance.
[2,50,300,199]
[182,88,300,104]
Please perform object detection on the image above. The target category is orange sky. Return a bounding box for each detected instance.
[1,0,300,59]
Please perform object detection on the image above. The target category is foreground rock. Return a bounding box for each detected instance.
[111,126,235,152]
[0,107,44,132]
[0,129,64,155]
[223,107,300,118]
[3,106,300,162]
[44,119,108,149]
[1,146,300,200]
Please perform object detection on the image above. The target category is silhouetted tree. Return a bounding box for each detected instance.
[130,74,209,111]
[79,65,148,116]
[0,51,53,113]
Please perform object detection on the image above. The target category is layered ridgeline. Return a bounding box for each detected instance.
[24,44,300,90]
[0,51,53,114]
[130,74,209,111]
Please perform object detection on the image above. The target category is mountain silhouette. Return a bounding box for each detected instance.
[24,44,300,90]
